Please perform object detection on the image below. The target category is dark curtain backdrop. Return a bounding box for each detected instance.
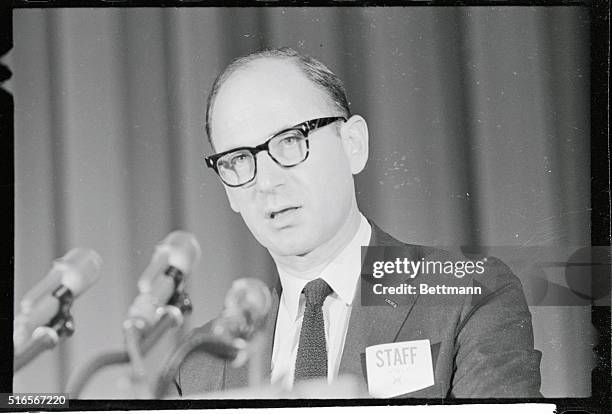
[10,7,592,397]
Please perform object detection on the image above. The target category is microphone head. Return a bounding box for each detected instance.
[215,278,272,341]
[156,231,201,275]
[19,266,63,313]
[136,230,201,298]
[19,248,103,313]
[57,248,103,297]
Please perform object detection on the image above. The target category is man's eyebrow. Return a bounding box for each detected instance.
[267,122,299,137]
[253,122,301,145]
[218,122,296,154]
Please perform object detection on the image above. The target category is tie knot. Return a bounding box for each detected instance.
[302,278,332,307]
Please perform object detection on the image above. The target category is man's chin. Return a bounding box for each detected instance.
[265,236,314,258]
[257,225,312,255]
[269,244,313,258]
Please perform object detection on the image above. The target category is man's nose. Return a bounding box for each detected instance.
[254,152,286,192]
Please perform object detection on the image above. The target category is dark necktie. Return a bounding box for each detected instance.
[294,278,333,381]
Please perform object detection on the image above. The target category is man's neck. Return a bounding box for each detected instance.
[271,203,363,276]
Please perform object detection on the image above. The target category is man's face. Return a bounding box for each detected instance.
[209,59,359,257]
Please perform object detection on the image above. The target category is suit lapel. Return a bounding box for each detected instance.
[339,294,419,387]
[338,222,424,387]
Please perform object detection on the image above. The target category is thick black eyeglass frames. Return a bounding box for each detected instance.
[204,116,347,187]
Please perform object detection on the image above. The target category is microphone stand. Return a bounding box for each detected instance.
[64,350,130,398]
[123,323,148,398]
[153,329,245,398]
[14,287,75,372]
[123,306,188,398]
[247,333,265,388]
[14,327,60,372]
[65,291,192,398]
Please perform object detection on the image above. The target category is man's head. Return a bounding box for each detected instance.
[206,48,369,259]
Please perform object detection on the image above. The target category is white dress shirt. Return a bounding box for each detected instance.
[270,213,372,390]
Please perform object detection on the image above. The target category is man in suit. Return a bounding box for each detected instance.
[173,47,542,398]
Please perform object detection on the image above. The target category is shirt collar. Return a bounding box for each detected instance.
[275,213,372,321]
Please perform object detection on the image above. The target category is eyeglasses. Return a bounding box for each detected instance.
[204,116,347,187]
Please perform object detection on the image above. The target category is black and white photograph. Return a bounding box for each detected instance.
[3,3,610,411]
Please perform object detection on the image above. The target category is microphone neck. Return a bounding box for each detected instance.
[49,285,75,337]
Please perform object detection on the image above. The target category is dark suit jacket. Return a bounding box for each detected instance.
[173,222,542,398]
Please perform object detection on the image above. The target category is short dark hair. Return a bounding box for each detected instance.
[205,47,351,150]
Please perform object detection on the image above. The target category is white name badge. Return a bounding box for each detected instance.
[365,339,435,398]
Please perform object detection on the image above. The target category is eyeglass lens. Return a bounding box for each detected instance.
[217,129,308,186]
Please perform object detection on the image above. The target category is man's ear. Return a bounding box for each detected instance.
[340,115,369,174]
[223,186,241,213]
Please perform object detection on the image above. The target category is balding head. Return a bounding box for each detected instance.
[205,47,351,150]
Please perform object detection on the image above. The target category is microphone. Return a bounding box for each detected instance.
[123,231,201,396]
[125,231,201,332]
[14,248,103,351]
[154,278,272,398]
[211,278,273,346]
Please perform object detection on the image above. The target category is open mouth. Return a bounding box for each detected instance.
[269,207,300,219]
